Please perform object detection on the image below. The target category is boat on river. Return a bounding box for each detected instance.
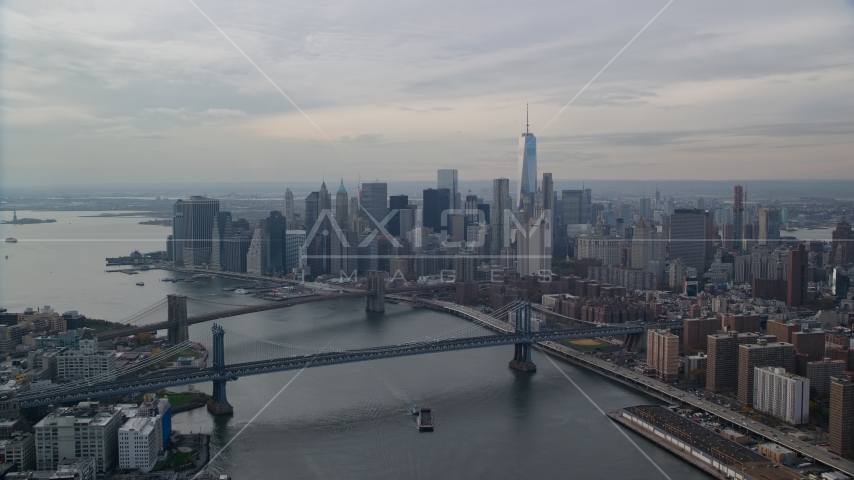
[136,282,145,286]
[5,238,17,243]
[417,407,434,431]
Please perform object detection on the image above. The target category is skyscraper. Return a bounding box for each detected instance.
[265,210,286,273]
[733,185,744,251]
[181,196,220,267]
[284,189,295,228]
[304,192,319,232]
[437,169,459,210]
[561,190,584,225]
[759,208,781,247]
[170,199,183,264]
[639,197,652,220]
[541,173,554,241]
[246,228,267,276]
[211,211,232,270]
[516,108,537,214]
[491,178,510,257]
[360,182,388,224]
[670,209,707,277]
[422,188,450,233]
[787,244,808,308]
[388,195,409,238]
[335,179,349,228]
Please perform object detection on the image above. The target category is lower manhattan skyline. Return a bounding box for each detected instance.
[3,0,854,186]
[3,2,854,480]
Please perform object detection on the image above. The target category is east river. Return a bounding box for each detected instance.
[0,211,711,479]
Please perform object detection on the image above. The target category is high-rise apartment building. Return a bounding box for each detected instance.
[738,341,795,405]
[437,169,459,210]
[670,209,707,277]
[721,314,761,333]
[423,188,450,234]
[683,317,719,351]
[706,332,761,393]
[791,329,825,362]
[360,182,388,224]
[181,196,220,267]
[829,375,854,456]
[648,329,679,382]
[753,366,809,425]
[541,173,554,240]
[766,318,797,344]
[491,178,510,257]
[787,244,808,308]
[806,359,846,396]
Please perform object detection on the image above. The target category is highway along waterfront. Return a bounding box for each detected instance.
[0,212,709,479]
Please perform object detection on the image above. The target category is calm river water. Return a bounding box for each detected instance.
[0,211,709,479]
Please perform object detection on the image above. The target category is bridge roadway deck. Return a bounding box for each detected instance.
[98,283,458,340]
[18,324,643,409]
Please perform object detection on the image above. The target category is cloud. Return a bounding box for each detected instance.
[340,133,384,144]
[2,0,854,184]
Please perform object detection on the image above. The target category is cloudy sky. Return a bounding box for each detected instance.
[2,0,854,186]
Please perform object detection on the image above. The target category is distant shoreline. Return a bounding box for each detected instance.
[0,218,57,225]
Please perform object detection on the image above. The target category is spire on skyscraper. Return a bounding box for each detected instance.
[526,103,529,134]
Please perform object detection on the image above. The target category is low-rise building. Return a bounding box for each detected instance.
[5,431,35,471]
[34,402,123,473]
[53,457,96,480]
[118,417,160,472]
[757,443,794,466]
[56,350,115,382]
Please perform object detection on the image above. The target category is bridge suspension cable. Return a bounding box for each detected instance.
[114,299,169,326]
[33,340,197,397]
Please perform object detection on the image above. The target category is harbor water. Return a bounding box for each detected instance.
[0,211,710,479]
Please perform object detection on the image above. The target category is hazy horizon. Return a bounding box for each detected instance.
[3,1,854,186]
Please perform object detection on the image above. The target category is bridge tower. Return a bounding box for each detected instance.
[509,301,537,372]
[365,270,387,312]
[207,324,234,415]
[166,294,189,344]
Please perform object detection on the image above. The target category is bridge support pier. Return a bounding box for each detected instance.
[509,301,536,372]
[207,324,233,415]
[166,294,189,344]
[509,342,537,372]
[207,379,233,415]
[365,270,387,312]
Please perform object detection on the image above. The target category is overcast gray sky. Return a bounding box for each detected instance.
[2,0,854,187]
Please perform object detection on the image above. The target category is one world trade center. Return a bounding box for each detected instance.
[516,106,537,214]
